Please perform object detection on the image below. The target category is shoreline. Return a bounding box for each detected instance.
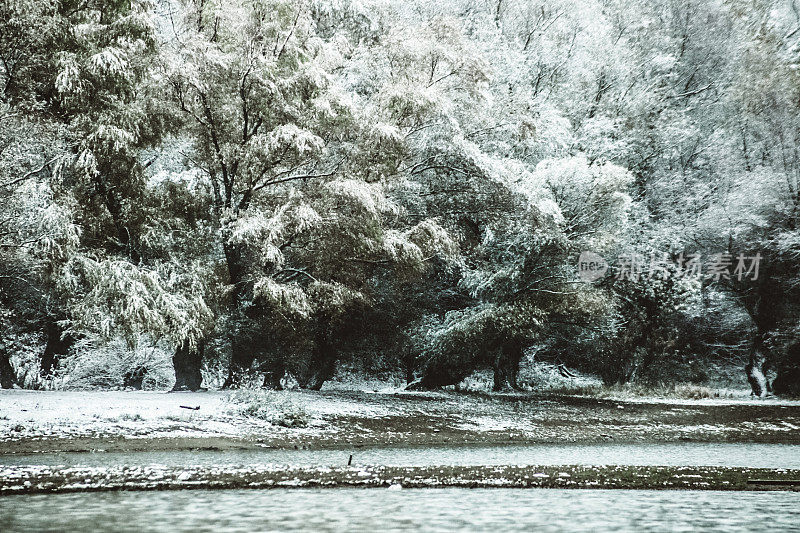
[2,464,799,495]
[4,433,800,457]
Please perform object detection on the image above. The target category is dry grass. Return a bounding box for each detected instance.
[543,382,736,400]
[226,389,310,428]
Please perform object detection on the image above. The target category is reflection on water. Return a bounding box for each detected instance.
[3,442,800,469]
[1,488,798,533]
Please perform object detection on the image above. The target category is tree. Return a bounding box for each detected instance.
[160,0,461,389]
[0,0,215,388]
[0,109,77,387]
[409,155,631,390]
[2,0,798,395]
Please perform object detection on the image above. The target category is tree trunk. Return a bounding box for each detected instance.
[222,328,258,389]
[406,358,474,390]
[302,364,334,391]
[262,361,285,390]
[493,343,523,392]
[222,349,255,389]
[400,338,416,384]
[298,321,336,391]
[772,342,800,396]
[123,366,148,390]
[40,318,73,377]
[221,240,256,389]
[0,347,16,388]
[301,347,336,391]
[746,334,769,397]
[405,363,415,385]
[223,240,249,302]
[744,271,779,397]
[171,341,204,391]
[92,172,141,263]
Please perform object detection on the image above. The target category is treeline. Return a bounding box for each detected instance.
[0,0,799,395]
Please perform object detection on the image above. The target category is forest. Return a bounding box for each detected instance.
[1,0,800,397]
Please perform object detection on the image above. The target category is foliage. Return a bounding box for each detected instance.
[1,0,800,395]
[59,337,174,390]
[226,389,310,427]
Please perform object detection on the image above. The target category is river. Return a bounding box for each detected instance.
[2,443,799,531]
[1,487,798,532]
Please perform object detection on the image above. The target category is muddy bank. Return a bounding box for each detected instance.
[2,464,799,495]
[1,390,799,455]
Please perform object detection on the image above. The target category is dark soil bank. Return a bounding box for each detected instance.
[2,464,799,495]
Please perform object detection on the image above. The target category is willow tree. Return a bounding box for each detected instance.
[0,110,78,388]
[0,0,191,384]
[161,0,347,386]
[160,0,457,388]
[41,0,220,390]
[408,156,631,390]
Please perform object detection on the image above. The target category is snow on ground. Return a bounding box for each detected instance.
[0,388,403,444]
[0,390,227,425]
[1,387,799,450]
[0,390,339,442]
[588,391,800,407]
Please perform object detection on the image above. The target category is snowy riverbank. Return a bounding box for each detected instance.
[1,389,799,455]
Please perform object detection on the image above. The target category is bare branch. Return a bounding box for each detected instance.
[1,157,59,189]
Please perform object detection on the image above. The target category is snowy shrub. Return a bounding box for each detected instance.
[59,337,173,391]
[5,332,46,390]
[226,390,310,428]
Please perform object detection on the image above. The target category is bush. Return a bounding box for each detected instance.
[6,331,46,389]
[226,390,310,428]
[59,337,173,390]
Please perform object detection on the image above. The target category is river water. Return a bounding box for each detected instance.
[1,488,798,532]
[2,443,799,531]
[2,442,800,469]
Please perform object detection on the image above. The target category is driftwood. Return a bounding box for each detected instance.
[179,405,200,410]
[557,364,577,378]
